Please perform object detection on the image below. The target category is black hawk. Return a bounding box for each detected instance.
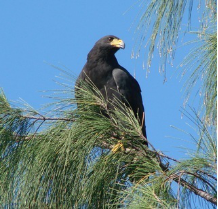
[76,35,147,145]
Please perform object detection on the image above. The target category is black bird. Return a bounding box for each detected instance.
[76,35,147,144]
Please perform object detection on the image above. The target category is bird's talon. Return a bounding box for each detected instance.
[111,141,125,153]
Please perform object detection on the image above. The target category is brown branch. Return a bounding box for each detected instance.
[197,170,217,181]
[22,115,75,122]
[184,171,217,194]
[141,135,180,163]
[170,173,217,205]
[148,150,180,163]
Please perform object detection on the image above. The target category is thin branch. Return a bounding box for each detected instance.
[150,150,180,163]
[22,115,75,122]
[197,170,217,181]
[170,173,217,205]
[141,135,180,163]
[32,120,45,138]
[182,171,217,194]
[177,172,182,209]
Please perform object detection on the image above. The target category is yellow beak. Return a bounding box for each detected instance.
[110,38,125,49]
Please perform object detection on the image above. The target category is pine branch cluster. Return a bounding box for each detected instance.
[0,79,216,208]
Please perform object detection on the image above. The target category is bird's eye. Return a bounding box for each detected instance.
[108,37,113,42]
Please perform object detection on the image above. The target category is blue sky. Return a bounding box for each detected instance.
[0,1,203,161]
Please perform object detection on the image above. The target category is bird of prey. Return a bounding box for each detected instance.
[76,35,147,145]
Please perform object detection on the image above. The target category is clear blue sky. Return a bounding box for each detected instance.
[0,1,202,161]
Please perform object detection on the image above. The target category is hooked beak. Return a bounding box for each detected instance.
[110,38,125,49]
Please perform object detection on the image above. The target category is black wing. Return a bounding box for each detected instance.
[112,68,147,139]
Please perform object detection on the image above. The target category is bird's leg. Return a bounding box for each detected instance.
[111,140,125,153]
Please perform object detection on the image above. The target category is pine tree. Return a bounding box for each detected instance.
[0,0,216,208]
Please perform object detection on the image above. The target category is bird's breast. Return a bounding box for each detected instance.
[84,62,114,89]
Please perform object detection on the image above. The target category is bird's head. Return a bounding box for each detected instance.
[87,35,125,61]
[94,35,125,54]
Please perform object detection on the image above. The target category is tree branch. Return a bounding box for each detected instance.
[171,173,217,205]
[184,171,217,194]
[22,115,75,122]
[197,170,217,181]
